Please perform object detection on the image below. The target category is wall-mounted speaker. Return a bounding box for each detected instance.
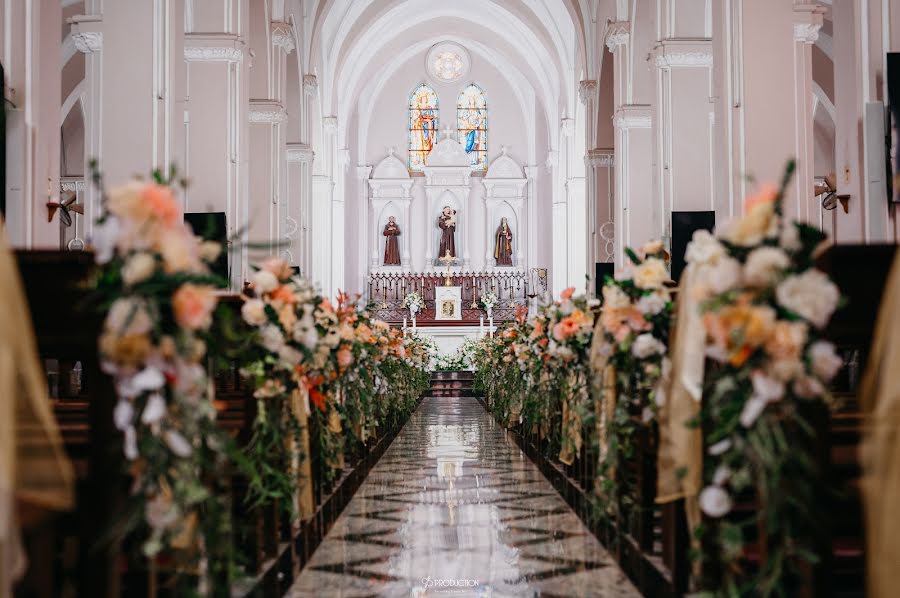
[595,262,614,296]
[671,211,715,283]
[184,212,228,286]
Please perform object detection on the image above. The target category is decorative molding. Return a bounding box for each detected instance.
[184,46,243,63]
[586,149,614,168]
[286,144,315,163]
[655,51,712,68]
[249,105,287,124]
[271,22,295,53]
[793,4,826,44]
[578,80,598,105]
[303,74,319,97]
[560,118,575,137]
[357,165,372,179]
[72,32,102,54]
[545,150,559,171]
[323,116,338,135]
[604,21,630,52]
[524,165,539,180]
[60,180,86,192]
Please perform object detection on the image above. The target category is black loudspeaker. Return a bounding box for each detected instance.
[671,211,715,283]
[184,212,228,286]
[595,262,615,296]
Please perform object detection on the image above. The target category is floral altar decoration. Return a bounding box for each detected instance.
[91,166,232,593]
[687,162,843,596]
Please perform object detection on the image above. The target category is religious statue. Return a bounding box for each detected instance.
[437,206,457,259]
[494,217,513,266]
[382,216,401,265]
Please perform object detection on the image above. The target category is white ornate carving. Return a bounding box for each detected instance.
[793,22,822,43]
[655,51,713,68]
[286,144,315,163]
[605,21,630,52]
[303,74,318,97]
[372,148,410,179]
[524,165,539,180]
[249,106,287,123]
[59,180,86,193]
[599,221,615,262]
[578,80,598,105]
[323,117,338,135]
[184,46,243,62]
[271,22,295,53]
[357,165,372,180]
[486,147,525,179]
[614,113,651,129]
[560,118,575,137]
[426,41,470,83]
[72,32,102,54]
[425,136,470,167]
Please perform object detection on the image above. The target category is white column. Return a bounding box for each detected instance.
[300,75,318,276]
[579,80,598,293]
[587,149,615,264]
[613,108,652,266]
[524,165,539,272]
[356,165,371,291]
[286,143,313,267]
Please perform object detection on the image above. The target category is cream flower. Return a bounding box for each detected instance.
[632,258,668,290]
[637,293,667,316]
[724,185,780,246]
[260,324,285,353]
[172,283,217,330]
[808,341,842,381]
[641,239,664,257]
[695,255,742,296]
[106,297,154,336]
[743,246,789,287]
[163,430,193,457]
[241,299,268,326]
[699,485,733,518]
[780,222,802,252]
[199,240,222,263]
[632,333,666,359]
[685,230,725,265]
[602,284,631,309]
[141,393,168,425]
[253,269,279,294]
[775,269,840,328]
[122,252,157,286]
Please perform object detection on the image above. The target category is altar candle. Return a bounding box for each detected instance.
[403,317,407,332]
[489,316,494,338]
[479,316,484,337]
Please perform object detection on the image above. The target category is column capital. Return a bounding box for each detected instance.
[793,4,826,44]
[357,165,372,179]
[271,22,295,54]
[545,150,559,171]
[652,40,713,68]
[578,80,598,105]
[605,21,630,53]
[72,31,103,53]
[524,165,539,180]
[613,105,651,129]
[249,101,286,124]
[323,116,338,135]
[560,118,575,137]
[184,45,243,63]
[586,148,614,168]
[303,74,319,97]
[287,143,315,164]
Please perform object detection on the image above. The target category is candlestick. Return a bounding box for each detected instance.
[489,316,494,338]
[480,316,484,338]
[403,317,407,331]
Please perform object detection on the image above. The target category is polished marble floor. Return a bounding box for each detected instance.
[289,395,641,597]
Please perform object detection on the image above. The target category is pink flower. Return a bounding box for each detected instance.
[337,347,354,369]
[260,257,294,280]
[172,284,217,330]
[143,184,181,226]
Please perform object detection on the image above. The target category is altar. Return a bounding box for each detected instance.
[405,323,495,358]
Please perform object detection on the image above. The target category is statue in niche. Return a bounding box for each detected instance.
[494,217,513,266]
[437,206,457,259]
[382,216,401,265]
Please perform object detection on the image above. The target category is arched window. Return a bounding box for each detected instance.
[408,83,439,172]
[457,84,487,171]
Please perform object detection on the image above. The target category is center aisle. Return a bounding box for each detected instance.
[289,381,641,597]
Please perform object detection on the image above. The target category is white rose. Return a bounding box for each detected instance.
[260,324,285,353]
[632,333,666,359]
[699,485,733,518]
[641,239,664,256]
[637,293,667,316]
[751,371,785,402]
[775,269,840,328]
[122,252,157,286]
[632,258,669,290]
[743,246,789,288]
[739,395,768,428]
[252,269,279,293]
[695,255,742,296]
[241,299,268,326]
[602,284,631,309]
[808,341,842,381]
[712,465,732,486]
[113,399,134,431]
[685,230,725,265]
[106,297,154,336]
[163,429,193,457]
[780,223,801,252]
[141,393,167,425]
[277,344,303,367]
[199,240,222,263]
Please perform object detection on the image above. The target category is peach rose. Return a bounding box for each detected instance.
[724,184,779,246]
[560,287,575,301]
[143,184,181,226]
[337,347,354,369]
[172,284,217,330]
[260,257,294,280]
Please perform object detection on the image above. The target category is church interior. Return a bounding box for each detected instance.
[2,0,900,596]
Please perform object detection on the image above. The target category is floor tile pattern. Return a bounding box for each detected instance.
[289,396,641,597]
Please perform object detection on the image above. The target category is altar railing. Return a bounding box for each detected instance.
[367,269,547,323]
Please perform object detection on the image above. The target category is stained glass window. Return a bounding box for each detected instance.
[408,83,439,172]
[457,84,487,171]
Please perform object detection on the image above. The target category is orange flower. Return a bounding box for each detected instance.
[270,284,297,305]
[172,283,217,330]
[143,184,181,226]
[745,183,778,213]
[560,287,575,301]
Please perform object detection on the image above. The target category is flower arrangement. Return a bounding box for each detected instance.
[479,290,498,312]
[473,288,599,464]
[592,240,674,514]
[691,161,842,595]
[91,165,232,592]
[403,291,425,314]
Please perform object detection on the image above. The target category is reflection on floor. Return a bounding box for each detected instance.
[289,395,641,597]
